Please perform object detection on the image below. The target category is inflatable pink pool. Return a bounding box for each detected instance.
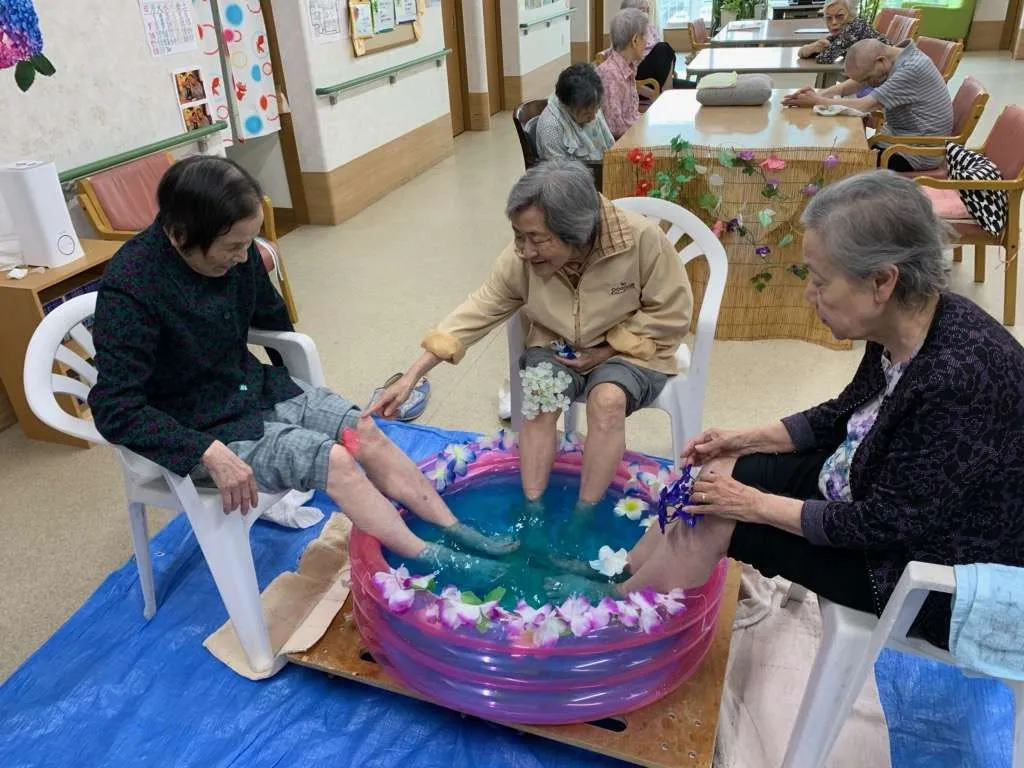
[349,432,728,725]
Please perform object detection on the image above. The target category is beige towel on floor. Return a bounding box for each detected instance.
[715,565,891,767]
[203,513,352,680]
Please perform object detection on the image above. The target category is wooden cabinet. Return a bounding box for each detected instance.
[0,239,120,447]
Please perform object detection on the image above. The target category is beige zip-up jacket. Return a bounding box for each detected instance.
[421,198,693,375]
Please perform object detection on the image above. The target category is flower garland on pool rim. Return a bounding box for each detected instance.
[626,141,845,292]
[0,0,55,91]
[372,430,703,648]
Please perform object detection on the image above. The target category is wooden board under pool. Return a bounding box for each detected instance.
[288,560,742,768]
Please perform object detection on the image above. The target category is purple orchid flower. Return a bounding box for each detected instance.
[756,245,771,257]
[737,149,756,162]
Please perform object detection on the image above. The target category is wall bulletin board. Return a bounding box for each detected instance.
[348,0,426,56]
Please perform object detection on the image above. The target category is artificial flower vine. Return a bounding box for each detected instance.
[626,141,844,291]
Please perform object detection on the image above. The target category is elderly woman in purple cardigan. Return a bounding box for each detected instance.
[624,171,1024,648]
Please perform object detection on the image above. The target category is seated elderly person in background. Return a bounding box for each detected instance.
[784,38,952,171]
[89,156,514,586]
[370,159,692,547]
[619,0,693,90]
[798,0,887,64]
[597,8,650,138]
[533,63,614,162]
[554,172,1024,646]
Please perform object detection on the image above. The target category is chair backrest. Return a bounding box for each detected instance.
[874,6,919,34]
[513,99,548,170]
[981,106,1024,183]
[608,197,728,385]
[950,75,988,143]
[916,36,963,81]
[79,152,174,233]
[594,49,608,65]
[688,18,708,48]
[23,293,105,445]
[885,14,920,44]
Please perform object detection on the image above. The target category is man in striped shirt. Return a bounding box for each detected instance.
[783,39,953,171]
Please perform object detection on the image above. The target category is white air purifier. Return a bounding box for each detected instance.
[0,160,83,268]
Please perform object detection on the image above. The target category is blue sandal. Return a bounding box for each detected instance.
[368,373,430,422]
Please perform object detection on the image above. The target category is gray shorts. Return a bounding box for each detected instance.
[191,380,361,493]
[519,347,669,416]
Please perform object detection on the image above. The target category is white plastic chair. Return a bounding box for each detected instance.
[782,561,1024,768]
[507,196,728,467]
[23,293,326,675]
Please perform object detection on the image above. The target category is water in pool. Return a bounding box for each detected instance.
[383,471,647,608]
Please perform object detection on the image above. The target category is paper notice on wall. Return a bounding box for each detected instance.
[138,0,197,57]
[351,3,374,37]
[371,0,396,32]
[309,0,343,42]
[394,0,417,23]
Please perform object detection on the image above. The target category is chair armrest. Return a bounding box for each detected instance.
[915,177,1024,192]
[881,143,947,158]
[247,329,326,388]
[881,561,956,642]
[869,132,954,148]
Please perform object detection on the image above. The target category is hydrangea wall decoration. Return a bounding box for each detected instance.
[0,0,54,91]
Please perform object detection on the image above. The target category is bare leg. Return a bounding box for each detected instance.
[579,384,627,504]
[626,522,664,573]
[347,419,517,555]
[520,409,560,501]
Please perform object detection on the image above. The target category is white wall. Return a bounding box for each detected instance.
[973,0,1009,22]
[270,0,450,174]
[501,1,572,76]
[463,0,490,93]
[225,134,292,208]
[570,0,590,44]
[0,0,226,242]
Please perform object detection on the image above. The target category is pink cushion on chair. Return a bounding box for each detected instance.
[921,186,971,220]
[88,153,173,232]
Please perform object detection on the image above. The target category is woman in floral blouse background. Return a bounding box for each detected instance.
[798,0,887,64]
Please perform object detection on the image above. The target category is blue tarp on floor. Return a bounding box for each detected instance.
[0,422,1015,767]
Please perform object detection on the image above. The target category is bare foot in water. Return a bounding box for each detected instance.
[621,517,734,593]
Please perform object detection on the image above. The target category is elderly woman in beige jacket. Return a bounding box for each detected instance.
[371,160,692,534]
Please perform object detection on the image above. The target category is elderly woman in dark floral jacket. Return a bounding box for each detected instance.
[617,171,1024,649]
[798,0,887,64]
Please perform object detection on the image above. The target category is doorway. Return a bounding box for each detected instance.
[442,0,471,136]
[483,0,504,114]
[590,0,604,58]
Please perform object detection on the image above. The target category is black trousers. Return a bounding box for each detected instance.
[726,451,877,613]
[636,41,695,90]
[875,148,915,172]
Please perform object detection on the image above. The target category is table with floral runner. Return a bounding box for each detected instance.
[603,90,875,349]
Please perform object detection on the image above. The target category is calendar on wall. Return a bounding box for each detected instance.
[138,0,198,57]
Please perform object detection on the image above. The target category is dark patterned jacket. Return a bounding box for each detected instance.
[89,223,300,476]
[816,18,887,64]
[784,293,1024,647]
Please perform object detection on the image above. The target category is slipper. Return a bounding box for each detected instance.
[367,373,430,422]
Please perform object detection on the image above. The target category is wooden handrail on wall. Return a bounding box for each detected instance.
[57,122,228,185]
[519,6,576,33]
[314,48,452,105]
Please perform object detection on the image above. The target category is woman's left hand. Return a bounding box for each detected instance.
[686,470,764,523]
[558,344,616,372]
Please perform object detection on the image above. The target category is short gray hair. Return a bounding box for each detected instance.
[505,159,601,247]
[822,0,854,14]
[610,8,648,51]
[800,171,948,306]
[620,0,648,10]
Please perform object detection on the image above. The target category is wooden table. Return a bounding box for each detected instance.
[686,46,843,88]
[711,19,829,47]
[0,239,120,447]
[770,0,826,19]
[602,90,872,348]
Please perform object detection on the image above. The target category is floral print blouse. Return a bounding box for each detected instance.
[818,348,916,501]
[596,49,641,139]
[815,18,887,64]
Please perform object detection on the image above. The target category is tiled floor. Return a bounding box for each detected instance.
[0,51,1021,683]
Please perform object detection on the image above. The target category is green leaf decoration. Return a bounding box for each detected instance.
[14,61,35,92]
[718,147,737,167]
[670,136,683,153]
[737,225,748,237]
[758,209,775,228]
[675,174,693,184]
[460,591,483,605]
[761,185,779,198]
[750,271,774,292]
[483,586,507,603]
[475,616,491,633]
[788,264,810,279]
[680,155,697,172]
[778,233,795,248]
[697,192,720,212]
[30,54,55,77]
[742,166,757,176]
[649,188,663,199]
[659,182,673,199]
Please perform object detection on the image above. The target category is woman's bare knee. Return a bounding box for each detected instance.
[586,383,627,431]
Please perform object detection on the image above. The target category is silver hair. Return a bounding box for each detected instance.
[610,8,648,51]
[620,0,648,9]
[505,159,601,247]
[800,171,948,306]
[822,0,854,14]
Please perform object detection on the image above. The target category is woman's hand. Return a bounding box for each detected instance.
[202,440,259,515]
[681,428,754,464]
[557,345,616,373]
[365,373,416,418]
[686,470,763,523]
